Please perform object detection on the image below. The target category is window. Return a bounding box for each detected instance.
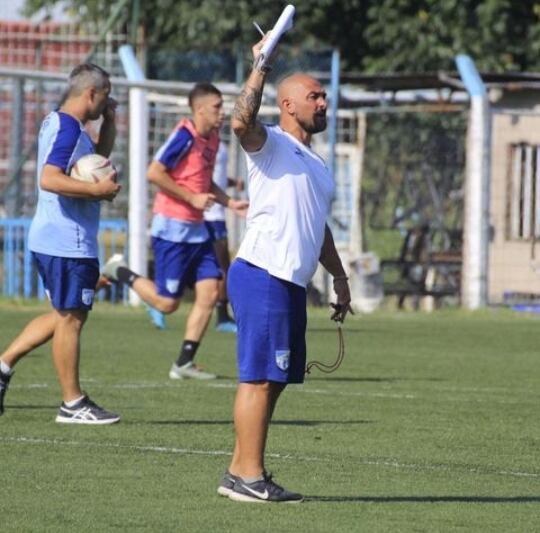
[508,143,540,240]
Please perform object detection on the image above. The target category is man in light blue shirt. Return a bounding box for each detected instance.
[0,63,121,424]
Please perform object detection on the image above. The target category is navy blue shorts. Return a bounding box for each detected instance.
[228,259,307,384]
[151,237,221,298]
[32,252,99,311]
[205,220,228,241]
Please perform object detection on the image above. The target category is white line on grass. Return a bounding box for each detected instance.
[1,436,538,479]
[209,383,417,399]
[12,381,537,404]
[12,381,417,399]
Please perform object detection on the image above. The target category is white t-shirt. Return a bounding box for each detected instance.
[203,141,228,222]
[236,125,335,287]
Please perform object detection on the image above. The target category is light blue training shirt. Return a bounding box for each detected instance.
[28,111,101,258]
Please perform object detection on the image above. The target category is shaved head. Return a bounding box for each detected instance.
[277,73,327,136]
[277,73,321,110]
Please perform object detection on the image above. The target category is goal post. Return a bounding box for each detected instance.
[119,44,148,306]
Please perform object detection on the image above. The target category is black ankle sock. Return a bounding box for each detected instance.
[176,340,200,367]
[116,266,140,287]
[216,300,231,323]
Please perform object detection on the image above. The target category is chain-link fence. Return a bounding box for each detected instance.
[360,107,467,309]
[0,18,130,218]
[0,19,468,308]
[1,26,358,302]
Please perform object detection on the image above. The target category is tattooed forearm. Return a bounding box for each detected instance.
[231,69,267,148]
[232,85,262,128]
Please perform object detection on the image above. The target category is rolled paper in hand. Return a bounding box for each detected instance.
[257,4,295,68]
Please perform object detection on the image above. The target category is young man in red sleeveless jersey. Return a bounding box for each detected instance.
[104,83,247,379]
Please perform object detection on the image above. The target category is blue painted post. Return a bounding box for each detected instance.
[15,224,22,296]
[328,49,340,187]
[455,54,490,309]
[326,48,341,302]
[6,223,14,296]
[23,222,32,298]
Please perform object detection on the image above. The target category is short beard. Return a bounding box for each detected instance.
[301,115,327,134]
[88,109,104,121]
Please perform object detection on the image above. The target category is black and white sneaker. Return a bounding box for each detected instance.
[0,369,12,416]
[55,396,120,425]
[217,470,241,497]
[228,472,304,503]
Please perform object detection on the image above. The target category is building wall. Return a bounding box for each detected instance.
[489,107,540,303]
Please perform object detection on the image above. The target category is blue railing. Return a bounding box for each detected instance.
[1,218,128,302]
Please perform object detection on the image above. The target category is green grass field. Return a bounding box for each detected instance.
[1,301,539,532]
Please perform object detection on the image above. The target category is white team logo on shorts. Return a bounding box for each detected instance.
[275,350,290,371]
[81,289,95,306]
[166,279,179,294]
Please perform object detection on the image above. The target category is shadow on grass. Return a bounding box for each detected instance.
[208,375,444,383]
[306,495,540,503]
[308,327,363,334]
[7,405,57,410]
[305,376,400,383]
[305,376,444,383]
[148,419,374,426]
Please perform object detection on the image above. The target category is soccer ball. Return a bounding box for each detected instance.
[70,154,115,183]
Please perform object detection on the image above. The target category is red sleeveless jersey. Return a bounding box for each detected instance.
[152,118,220,222]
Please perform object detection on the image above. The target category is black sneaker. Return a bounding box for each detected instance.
[217,470,241,497]
[228,472,304,503]
[0,369,12,416]
[55,396,120,425]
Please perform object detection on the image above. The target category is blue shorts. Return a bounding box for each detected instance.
[32,252,99,311]
[228,259,307,384]
[152,237,221,298]
[205,220,228,241]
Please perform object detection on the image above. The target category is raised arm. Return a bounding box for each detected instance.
[95,97,117,157]
[231,37,273,152]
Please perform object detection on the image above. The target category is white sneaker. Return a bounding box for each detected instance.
[102,253,128,282]
[169,361,216,380]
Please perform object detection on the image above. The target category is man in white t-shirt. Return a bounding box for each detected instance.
[218,36,352,503]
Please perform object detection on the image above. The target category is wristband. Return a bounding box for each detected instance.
[253,55,272,73]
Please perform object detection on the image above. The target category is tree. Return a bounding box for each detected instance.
[23,0,540,73]
[365,0,540,73]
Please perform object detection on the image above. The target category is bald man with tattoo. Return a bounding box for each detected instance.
[217,36,353,503]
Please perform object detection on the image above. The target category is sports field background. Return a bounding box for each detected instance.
[1,300,539,532]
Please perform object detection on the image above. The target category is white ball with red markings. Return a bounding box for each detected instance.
[70,154,116,183]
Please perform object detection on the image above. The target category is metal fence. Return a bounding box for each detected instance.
[0,80,468,309]
[361,106,467,308]
[1,218,127,301]
[0,41,365,302]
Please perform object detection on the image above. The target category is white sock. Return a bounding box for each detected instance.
[0,361,13,375]
[64,395,85,407]
[243,475,265,483]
